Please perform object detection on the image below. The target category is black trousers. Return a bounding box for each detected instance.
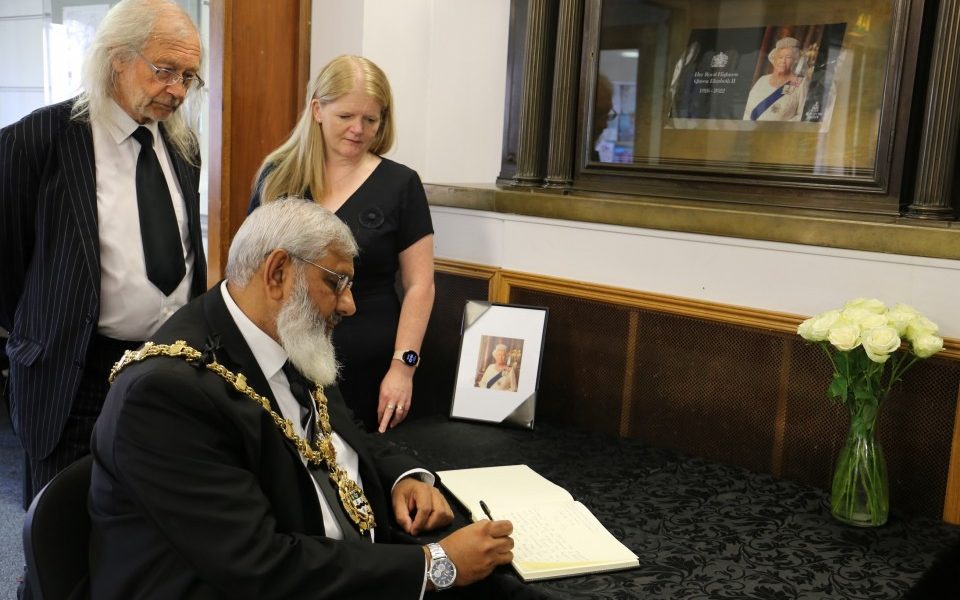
[21,333,140,509]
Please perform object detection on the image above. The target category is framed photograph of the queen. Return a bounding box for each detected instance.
[667,23,847,125]
[449,301,548,429]
[585,0,920,204]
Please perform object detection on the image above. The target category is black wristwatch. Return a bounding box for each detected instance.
[426,542,457,591]
[393,349,420,367]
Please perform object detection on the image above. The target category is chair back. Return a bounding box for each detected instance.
[22,453,93,600]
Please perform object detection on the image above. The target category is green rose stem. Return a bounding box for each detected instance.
[819,344,916,526]
[831,398,888,526]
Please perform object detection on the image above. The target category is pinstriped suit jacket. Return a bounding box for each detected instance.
[0,98,207,459]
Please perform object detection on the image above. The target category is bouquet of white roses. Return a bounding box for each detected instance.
[798,298,944,526]
[798,298,943,408]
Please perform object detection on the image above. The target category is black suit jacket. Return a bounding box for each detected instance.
[0,99,207,459]
[89,286,428,599]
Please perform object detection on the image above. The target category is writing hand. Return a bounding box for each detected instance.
[438,520,514,586]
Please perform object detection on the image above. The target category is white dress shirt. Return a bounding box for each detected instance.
[221,282,362,539]
[222,283,433,595]
[93,99,194,340]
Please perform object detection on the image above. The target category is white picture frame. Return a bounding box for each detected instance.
[449,301,548,429]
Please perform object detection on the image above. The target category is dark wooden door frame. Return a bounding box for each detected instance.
[207,0,311,286]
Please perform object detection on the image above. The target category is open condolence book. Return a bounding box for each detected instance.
[437,464,639,581]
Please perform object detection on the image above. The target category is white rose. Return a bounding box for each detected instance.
[828,322,861,351]
[857,312,888,330]
[840,306,873,326]
[906,315,939,342]
[861,326,901,363]
[885,305,918,336]
[911,333,944,358]
[844,297,887,314]
[799,310,841,341]
[893,302,920,315]
[891,303,920,317]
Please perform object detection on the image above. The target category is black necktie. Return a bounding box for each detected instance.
[282,362,361,539]
[132,126,185,296]
[282,361,316,439]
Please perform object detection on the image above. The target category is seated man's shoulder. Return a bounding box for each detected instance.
[110,351,209,399]
[103,351,259,437]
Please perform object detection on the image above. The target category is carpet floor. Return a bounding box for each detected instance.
[0,398,24,600]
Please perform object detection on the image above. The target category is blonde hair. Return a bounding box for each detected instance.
[71,0,202,164]
[255,55,395,204]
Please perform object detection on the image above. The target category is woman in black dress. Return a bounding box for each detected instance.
[249,55,434,433]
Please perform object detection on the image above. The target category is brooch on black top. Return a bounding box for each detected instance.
[358,206,384,229]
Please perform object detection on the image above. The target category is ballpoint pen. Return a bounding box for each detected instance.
[479,499,494,520]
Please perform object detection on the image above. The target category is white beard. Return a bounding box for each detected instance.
[276,273,340,386]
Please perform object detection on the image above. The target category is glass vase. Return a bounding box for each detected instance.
[830,405,889,527]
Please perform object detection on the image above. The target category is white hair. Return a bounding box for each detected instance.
[71,0,202,163]
[276,271,340,386]
[768,37,801,64]
[226,198,358,286]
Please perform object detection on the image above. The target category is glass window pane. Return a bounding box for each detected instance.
[592,0,895,182]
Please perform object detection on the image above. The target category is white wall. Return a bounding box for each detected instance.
[0,0,46,128]
[311,1,960,338]
[311,0,364,72]
[312,0,509,182]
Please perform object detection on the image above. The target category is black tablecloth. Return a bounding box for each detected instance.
[383,416,960,599]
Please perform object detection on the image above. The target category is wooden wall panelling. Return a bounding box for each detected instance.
[874,356,960,519]
[207,0,311,286]
[944,386,960,523]
[433,259,499,287]
[624,310,785,476]
[620,311,640,438]
[508,287,632,434]
[496,269,960,360]
[498,270,808,336]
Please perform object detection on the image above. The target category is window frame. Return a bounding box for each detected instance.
[571,0,925,216]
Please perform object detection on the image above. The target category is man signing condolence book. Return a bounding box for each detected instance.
[88,199,513,598]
